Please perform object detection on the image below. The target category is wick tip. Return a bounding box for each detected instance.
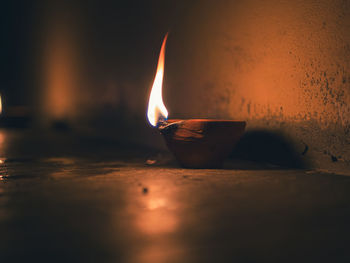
[156,120,168,130]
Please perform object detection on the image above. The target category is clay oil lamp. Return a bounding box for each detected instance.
[147,34,246,168]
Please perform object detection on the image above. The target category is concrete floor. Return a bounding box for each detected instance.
[0,129,350,262]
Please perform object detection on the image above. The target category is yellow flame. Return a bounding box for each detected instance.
[147,33,169,126]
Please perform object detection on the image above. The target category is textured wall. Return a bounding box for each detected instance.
[33,0,350,171]
[161,0,350,171]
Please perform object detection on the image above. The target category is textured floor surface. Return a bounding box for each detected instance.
[0,129,350,262]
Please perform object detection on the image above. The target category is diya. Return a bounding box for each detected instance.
[147,34,246,168]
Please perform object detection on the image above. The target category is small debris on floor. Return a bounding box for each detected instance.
[145,159,157,165]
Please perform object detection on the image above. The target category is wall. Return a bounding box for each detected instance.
[162,0,350,172]
[28,0,350,171]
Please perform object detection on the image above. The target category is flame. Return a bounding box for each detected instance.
[147,33,169,126]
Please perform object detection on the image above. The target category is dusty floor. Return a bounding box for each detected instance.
[0,129,350,262]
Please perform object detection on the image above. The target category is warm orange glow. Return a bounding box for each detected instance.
[113,173,190,263]
[43,24,78,120]
[0,131,7,159]
[147,33,169,126]
[0,94,2,114]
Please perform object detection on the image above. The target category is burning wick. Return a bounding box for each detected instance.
[146,34,181,133]
[147,33,169,128]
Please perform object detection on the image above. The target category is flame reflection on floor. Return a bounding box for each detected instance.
[122,174,189,263]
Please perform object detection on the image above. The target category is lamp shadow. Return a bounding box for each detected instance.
[227,130,307,169]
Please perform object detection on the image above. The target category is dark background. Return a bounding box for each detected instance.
[1,0,195,111]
